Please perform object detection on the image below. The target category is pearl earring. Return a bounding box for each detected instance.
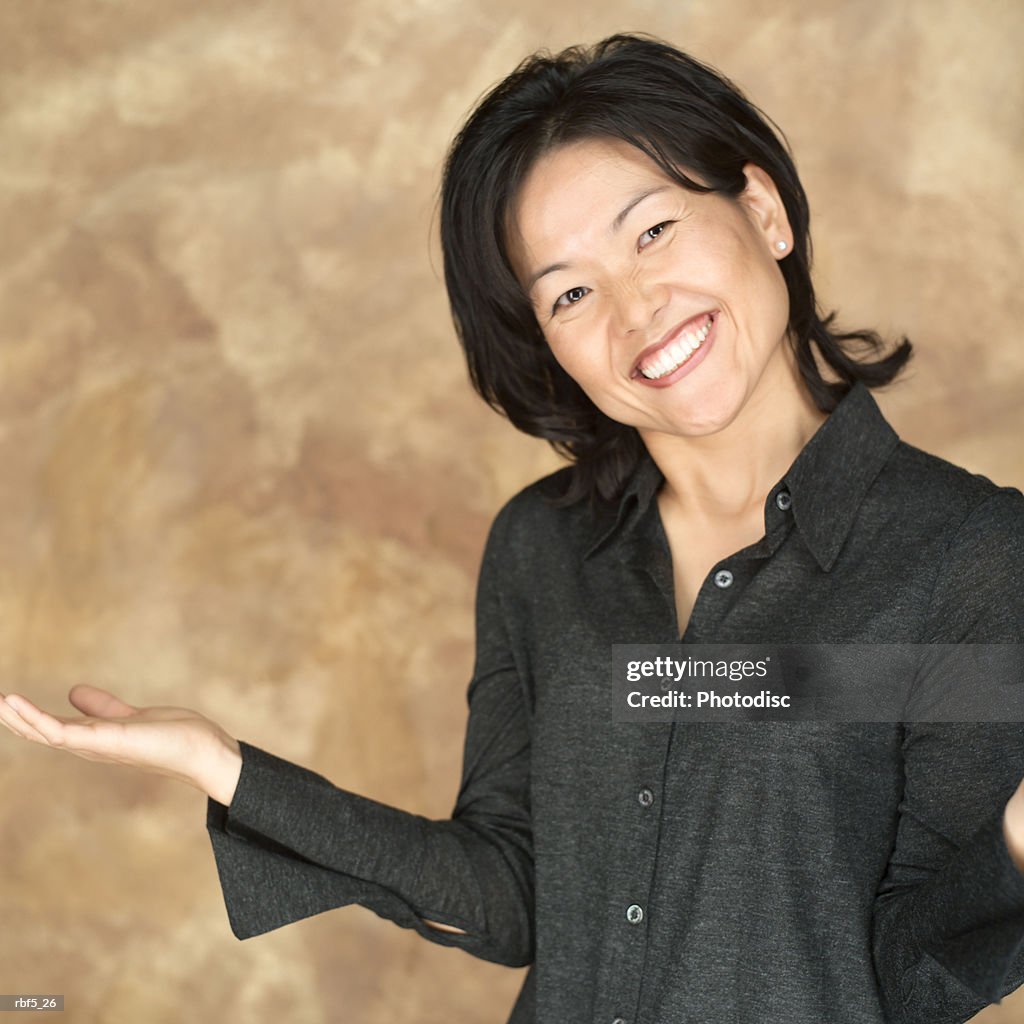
[776,241,788,251]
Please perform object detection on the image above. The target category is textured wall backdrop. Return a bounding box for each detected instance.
[1,1,1022,1022]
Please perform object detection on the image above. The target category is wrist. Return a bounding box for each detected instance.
[203,733,243,807]
[1004,795,1024,875]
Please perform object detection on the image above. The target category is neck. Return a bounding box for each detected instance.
[639,357,828,524]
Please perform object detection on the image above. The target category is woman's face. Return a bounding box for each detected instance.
[507,137,796,439]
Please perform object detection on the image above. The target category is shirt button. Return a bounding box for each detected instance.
[713,569,733,588]
[611,1019,627,1024]
[626,903,644,925]
[776,489,793,511]
[638,787,654,808]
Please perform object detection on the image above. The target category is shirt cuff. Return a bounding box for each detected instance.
[203,741,476,944]
[924,811,1024,1002]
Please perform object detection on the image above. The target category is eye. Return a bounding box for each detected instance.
[552,285,590,315]
[639,221,672,249]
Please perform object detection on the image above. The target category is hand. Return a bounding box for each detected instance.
[0,684,240,797]
[1004,782,1024,875]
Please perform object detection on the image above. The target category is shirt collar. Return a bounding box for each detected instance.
[582,380,900,572]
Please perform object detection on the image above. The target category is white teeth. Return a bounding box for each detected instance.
[639,317,712,380]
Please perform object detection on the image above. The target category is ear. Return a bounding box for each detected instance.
[738,163,792,259]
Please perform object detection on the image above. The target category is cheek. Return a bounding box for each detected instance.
[754,251,791,325]
[544,319,594,373]
[544,334,624,415]
[545,337,591,387]
[719,225,789,321]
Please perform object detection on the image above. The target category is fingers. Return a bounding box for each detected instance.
[0,697,27,738]
[1,695,52,744]
[1,693,120,756]
[68,684,137,719]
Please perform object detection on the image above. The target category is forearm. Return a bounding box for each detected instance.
[206,739,535,962]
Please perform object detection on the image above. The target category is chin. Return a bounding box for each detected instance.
[669,378,748,435]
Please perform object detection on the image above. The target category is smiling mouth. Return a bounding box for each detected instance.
[632,311,716,380]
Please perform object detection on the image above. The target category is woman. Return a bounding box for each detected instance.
[3,33,1024,1024]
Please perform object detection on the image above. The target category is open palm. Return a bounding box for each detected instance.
[0,684,234,793]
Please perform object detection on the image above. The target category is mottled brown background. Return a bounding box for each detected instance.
[1,1,1022,1022]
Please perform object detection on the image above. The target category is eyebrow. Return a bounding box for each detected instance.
[526,185,672,293]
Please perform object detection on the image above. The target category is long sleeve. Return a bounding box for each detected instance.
[872,487,1024,1023]
[205,498,535,967]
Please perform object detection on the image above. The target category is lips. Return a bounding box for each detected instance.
[631,310,718,379]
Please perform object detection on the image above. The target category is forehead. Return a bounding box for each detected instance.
[511,138,671,243]
[506,138,686,284]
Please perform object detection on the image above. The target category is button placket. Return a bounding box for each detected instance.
[591,649,672,1022]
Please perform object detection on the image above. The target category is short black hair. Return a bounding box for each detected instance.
[439,32,913,510]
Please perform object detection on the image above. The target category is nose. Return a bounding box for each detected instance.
[610,272,668,336]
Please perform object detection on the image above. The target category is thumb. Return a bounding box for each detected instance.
[68,684,138,719]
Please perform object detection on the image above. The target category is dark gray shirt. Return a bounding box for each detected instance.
[206,380,1024,1023]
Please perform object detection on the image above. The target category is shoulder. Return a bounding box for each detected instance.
[885,440,1019,520]
[888,443,1024,640]
[484,464,598,573]
[873,440,1024,551]
[490,463,588,539]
